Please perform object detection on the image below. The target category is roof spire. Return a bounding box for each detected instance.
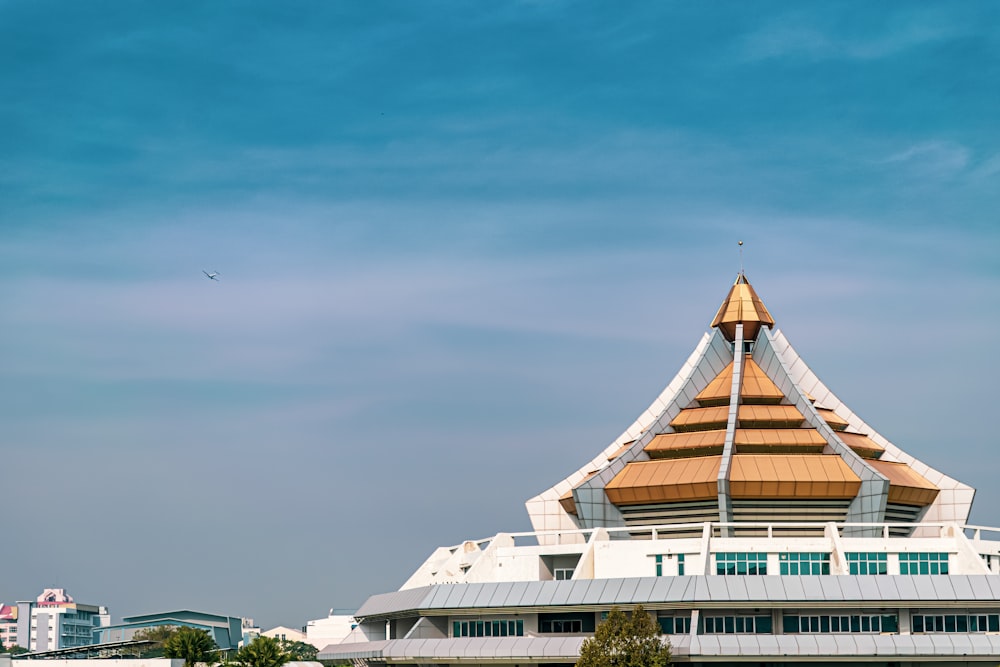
[710,268,774,342]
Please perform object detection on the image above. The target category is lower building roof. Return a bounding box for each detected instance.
[354,575,1000,619]
[319,632,1000,663]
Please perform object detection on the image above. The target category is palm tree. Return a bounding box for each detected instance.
[163,626,219,667]
[234,636,290,667]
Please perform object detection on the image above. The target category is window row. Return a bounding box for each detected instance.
[898,552,949,575]
[779,552,830,575]
[453,619,524,638]
[702,615,772,634]
[704,552,952,576]
[783,614,897,634]
[451,610,1000,638]
[716,552,767,575]
[657,615,691,635]
[912,614,1000,633]
[845,552,887,575]
[538,612,595,634]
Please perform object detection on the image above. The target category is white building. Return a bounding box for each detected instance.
[0,605,17,649]
[16,589,109,652]
[304,612,356,649]
[322,273,1000,666]
[262,626,306,643]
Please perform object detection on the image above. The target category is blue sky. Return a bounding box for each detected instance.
[2,1,999,631]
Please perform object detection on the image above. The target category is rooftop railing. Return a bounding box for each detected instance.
[456,521,1000,550]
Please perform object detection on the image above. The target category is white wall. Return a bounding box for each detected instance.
[304,614,356,649]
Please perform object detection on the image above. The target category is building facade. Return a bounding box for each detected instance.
[93,610,243,652]
[321,273,1000,666]
[0,605,17,649]
[304,612,357,650]
[11,589,109,653]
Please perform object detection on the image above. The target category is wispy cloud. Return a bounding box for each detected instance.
[879,140,971,179]
[739,11,959,62]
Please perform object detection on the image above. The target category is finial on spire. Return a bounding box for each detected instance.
[710,268,774,342]
[738,240,744,275]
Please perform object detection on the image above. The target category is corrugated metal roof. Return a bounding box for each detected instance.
[352,575,1000,619]
[321,631,1000,661]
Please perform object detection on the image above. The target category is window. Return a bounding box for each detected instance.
[538,612,595,634]
[912,614,1000,633]
[453,619,524,637]
[657,615,692,635]
[845,552,887,575]
[554,568,574,581]
[716,552,767,575]
[779,552,830,575]
[702,615,772,634]
[540,619,581,633]
[654,554,685,576]
[783,614,897,634]
[898,552,949,575]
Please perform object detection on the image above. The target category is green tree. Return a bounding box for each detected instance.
[163,626,219,667]
[135,625,179,644]
[576,605,671,667]
[134,625,179,656]
[4,645,29,655]
[275,639,317,661]
[234,636,290,667]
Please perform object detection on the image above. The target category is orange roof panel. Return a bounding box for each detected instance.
[670,406,730,432]
[558,471,599,515]
[605,456,722,505]
[740,357,785,404]
[645,430,726,459]
[734,428,827,453]
[816,408,849,431]
[558,488,576,515]
[729,454,861,499]
[607,441,635,462]
[737,404,804,428]
[837,432,885,459]
[868,459,940,506]
[695,362,734,407]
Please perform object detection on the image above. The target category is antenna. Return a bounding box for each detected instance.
[738,240,744,275]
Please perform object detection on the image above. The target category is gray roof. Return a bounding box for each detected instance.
[321,633,1000,662]
[355,575,1000,618]
[691,633,1000,659]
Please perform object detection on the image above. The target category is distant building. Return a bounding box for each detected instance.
[262,626,306,643]
[14,589,109,652]
[240,617,260,647]
[0,605,17,648]
[304,611,356,649]
[93,610,243,652]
